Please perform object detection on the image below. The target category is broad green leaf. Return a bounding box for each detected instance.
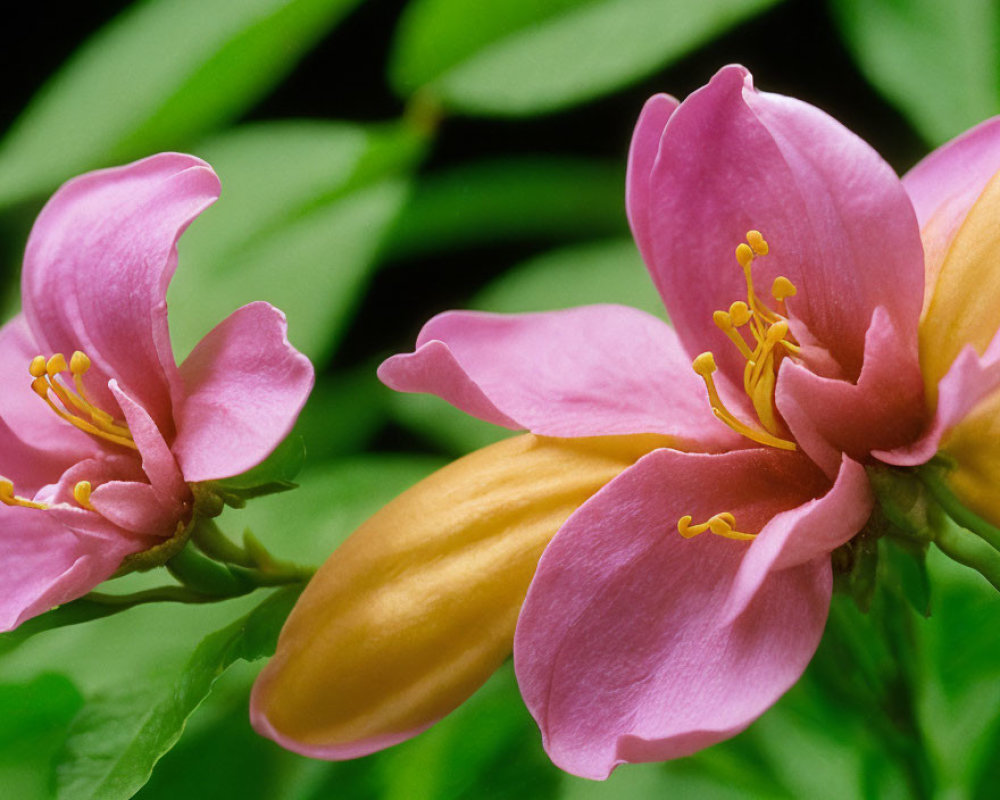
[170,121,424,362]
[0,0,363,207]
[0,675,84,800]
[390,0,782,115]
[54,586,302,800]
[237,453,446,565]
[471,238,661,316]
[831,0,1000,145]
[385,159,627,259]
[387,240,663,454]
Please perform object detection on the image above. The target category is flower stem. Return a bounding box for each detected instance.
[85,586,219,607]
[930,512,1000,592]
[191,517,255,568]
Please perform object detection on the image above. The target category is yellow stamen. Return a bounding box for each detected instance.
[29,353,137,451]
[677,512,756,541]
[689,231,798,453]
[73,481,95,511]
[0,479,47,510]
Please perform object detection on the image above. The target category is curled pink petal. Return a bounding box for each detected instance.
[22,153,220,433]
[90,480,180,537]
[878,327,1000,466]
[109,381,189,508]
[776,307,926,477]
[640,65,923,383]
[515,447,832,779]
[722,455,872,624]
[171,302,315,483]
[379,305,740,448]
[626,93,679,265]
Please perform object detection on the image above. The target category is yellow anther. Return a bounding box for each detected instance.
[0,478,47,510]
[693,230,799,455]
[735,242,754,270]
[73,481,95,511]
[28,352,137,451]
[692,352,717,376]
[29,356,47,378]
[678,511,756,541]
[746,230,769,256]
[771,276,797,302]
[70,351,91,375]
[46,353,67,376]
[728,301,751,327]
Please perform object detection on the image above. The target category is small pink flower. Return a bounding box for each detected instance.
[0,153,314,632]
[253,66,1000,778]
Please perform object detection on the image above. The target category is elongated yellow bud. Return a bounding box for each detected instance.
[251,432,668,758]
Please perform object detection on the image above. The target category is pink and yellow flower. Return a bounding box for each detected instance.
[252,65,1000,777]
[0,153,314,632]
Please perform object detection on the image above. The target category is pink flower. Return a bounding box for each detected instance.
[0,153,314,632]
[252,66,1000,777]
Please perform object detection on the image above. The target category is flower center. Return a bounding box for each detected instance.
[0,351,138,513]
[676,231,800,542]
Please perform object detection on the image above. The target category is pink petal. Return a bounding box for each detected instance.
[378,305,741,448]
[626,93,679,265]
[640,65,923,384]
[172,302,314,483]
[0,315,99,465]
[903,116,1000,296]
[21,153,220,434]
[90,480,179,537]
[0,504,147,631]
[109,381,189,509]
[515,446,833,779]
[722,455,872,624]
[776,307,926,478]
[878,327,1000,466]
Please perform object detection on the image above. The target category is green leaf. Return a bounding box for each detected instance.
[0,0,364,207]
[292,367,389,461]
[0,598,149,658]
[169,121,423,363]
[387,240,664,454]
[831,0,1000,145]
[385,158,628,259]
[390,0,782,116]
[54,586,302,800]
[471,238,662,316]
[881,537,932,618]
[0,675,84,800]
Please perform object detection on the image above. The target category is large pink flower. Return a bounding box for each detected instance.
[252,66,1000,778]
[0,153,314,632]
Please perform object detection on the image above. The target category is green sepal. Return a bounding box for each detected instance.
[880,536,932,618]
[202,434,306,508]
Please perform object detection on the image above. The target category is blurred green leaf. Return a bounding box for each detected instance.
[170,121,424,362]
[831,0,1000,145]
[387,239,663,454]
[238,453,446,565]
[54,586,301,800]
[0,0,364,207]
[0,675,83,800]
[390,0,781,116]
[292,368,389,461]
[385,159,627,259]
[471,238,661,316]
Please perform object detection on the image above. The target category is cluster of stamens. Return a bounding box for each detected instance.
[1,351,135,513]
[678,231,800,543]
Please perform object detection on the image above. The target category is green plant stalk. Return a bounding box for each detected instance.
[918,468,1000,552]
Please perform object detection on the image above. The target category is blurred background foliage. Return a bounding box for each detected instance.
[1,0,999,797]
